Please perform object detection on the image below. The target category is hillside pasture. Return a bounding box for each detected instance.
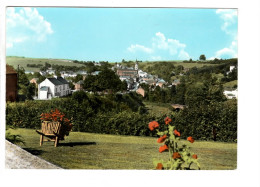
[223,80,238,89]
[139,60,217,70]
[6,56,85,71]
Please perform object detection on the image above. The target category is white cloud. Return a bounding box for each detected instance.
[211,38,237,59]
[152,32,187,56]
[6,7,53,48]
[150,56,162,61]
[215,48,237,59]
[216,9,237,35]
[178,50,190,60]
[127,44,153,54]
[211,9,238,59]
[127,32,190,60]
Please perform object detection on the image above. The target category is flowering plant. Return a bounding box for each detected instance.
[40,109,73,135]
[149,117,200,170]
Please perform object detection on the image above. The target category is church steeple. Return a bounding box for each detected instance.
[135,59,139,70]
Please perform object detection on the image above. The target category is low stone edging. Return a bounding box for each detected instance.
[5,140,62,169]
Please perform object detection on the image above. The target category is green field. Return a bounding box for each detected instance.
[223,80,238,89]
[140,61,217,70]
[7,128,237,170]
[144,102,173,117]
[6,56,217,72]
[6,56,84,71]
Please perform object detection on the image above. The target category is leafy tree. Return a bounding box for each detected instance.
[72,90,88,103]
[96,68,122,92]
[121,80,128,91]
[83,74,99,93]
[73,74,83,83]
[199,54,206,61]
[17,67,29,86]
[173,78,186,104]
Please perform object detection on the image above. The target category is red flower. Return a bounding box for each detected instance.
[148,121,160,131]
[187,136,195,143]
[156,163,163,170]
[159,144,168,153]
[157,135,167,143]
[164,117,172,125]
[192,154,198,159]
[174,129,181,137]
[172,152,181,159]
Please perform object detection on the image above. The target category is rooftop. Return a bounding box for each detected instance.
[6,65,17,74]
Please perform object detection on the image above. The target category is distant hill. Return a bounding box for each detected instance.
[6,56,85,72]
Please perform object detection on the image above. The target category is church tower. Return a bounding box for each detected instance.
[135,60,139,70]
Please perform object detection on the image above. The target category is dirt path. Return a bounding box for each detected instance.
[5,140,62,169]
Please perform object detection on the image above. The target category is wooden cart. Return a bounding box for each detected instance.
[36,121,67,147]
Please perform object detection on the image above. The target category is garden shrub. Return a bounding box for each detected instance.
[6,94,237,142]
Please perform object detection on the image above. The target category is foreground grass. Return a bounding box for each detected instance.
[7,128,237,170]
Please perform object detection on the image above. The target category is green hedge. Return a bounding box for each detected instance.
[6,93,157,137]
[6,93,237,142]
[173,100,237,142]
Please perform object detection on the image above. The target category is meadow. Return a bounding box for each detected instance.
[8,128,237,170]
[6,56,84,71]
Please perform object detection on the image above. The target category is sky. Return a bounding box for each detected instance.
[6,7,238,62]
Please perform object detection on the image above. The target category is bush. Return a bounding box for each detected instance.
[6,95,237,142]
[174,100,237,142]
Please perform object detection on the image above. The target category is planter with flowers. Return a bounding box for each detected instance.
[149,116,200,170]
[36,109,73,147]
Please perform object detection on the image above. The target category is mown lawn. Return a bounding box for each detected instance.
[7,128,237,170]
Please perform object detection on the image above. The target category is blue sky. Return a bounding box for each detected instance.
[6,7,237,62]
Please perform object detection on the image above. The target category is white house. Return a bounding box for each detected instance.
[46,69,55,75]
[223,89,238,99]
[38,77,71,100]
[227,66,236,75]
[25,70,35,74]
[138,70,148,78]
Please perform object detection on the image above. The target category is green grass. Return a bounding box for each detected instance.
[176,62,217,69]
[140,61,217,70]
[223,80,238,89]
[7,128,237,170]
[6,56,84,71]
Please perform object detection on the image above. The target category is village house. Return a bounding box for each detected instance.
[223,89,238,99]
[116,67,138,78]
[38,76,71,100]
[30,78,39,85]
[227,65,236,75]
[91,71,101,76]
[136,87,145,97]
[156,79,166,88]
[46,69,55,75]
[6,65,18,102]
[61,71,77,78]
[25,70,35,74]
[39,71,47,76]
[138,70,148,78]
[74,80,84,91]
[172,79,181,86]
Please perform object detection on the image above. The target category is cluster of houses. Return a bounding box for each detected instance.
[6,63,238,101]
[114,62,167,95]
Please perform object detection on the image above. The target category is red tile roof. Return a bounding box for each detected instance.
[6,65,17,74]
